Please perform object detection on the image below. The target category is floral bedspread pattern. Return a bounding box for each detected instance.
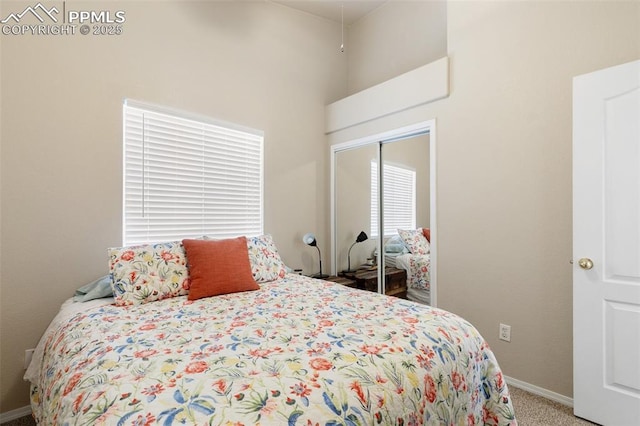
[108,241,190,306]
[405,254,431,291]
[31,275,516,425]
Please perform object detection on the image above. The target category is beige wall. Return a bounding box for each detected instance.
[347,0,447,94]
[0,0,346,412]
[333,0,639,398]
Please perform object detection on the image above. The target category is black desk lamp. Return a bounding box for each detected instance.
[343,231,368,273]
[303,233,329,279]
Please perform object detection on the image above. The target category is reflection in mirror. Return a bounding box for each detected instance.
[380,134,430,237]
[335,144,378,274]
[380,135,431,304]
[333,133,431,304]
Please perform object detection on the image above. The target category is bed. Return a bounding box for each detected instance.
[385,228,432,305]
[25,236,516,425]
[394,252,431,305]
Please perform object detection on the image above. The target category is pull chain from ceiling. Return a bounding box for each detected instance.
[340,4,344,53]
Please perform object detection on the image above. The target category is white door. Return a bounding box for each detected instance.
[573,60,640,426]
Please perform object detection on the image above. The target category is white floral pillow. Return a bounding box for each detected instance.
[397,228,430,255]
[247,234,287,282]
[108,241,190,306]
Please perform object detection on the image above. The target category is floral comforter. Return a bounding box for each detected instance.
[29,274,516,425]
[396,254,431,292]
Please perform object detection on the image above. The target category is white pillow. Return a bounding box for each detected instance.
[397,228,430,255]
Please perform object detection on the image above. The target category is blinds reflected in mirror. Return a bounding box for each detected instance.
[370,161,416,237]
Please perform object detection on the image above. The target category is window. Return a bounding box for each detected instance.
[371,161,416,237]
[123,100,263,246]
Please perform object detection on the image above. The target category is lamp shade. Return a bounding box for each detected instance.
[302,233,317,246]
[302,232,328,279]
[343,231,369,273]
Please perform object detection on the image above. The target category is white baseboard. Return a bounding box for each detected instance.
[506,375,574,408]
[0,405,31,424]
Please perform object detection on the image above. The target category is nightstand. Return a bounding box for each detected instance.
[324,275,357,289]
[340,267,407,299]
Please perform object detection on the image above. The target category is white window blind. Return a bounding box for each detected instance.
[123,100,264,246]
[371,161,416,237]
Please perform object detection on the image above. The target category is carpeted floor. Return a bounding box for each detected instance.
[1,415,34,426]
[2,386,599,425]
[509,386,598,425]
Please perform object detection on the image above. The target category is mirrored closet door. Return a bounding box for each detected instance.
[334,144,378,274]
[332,129,432,304]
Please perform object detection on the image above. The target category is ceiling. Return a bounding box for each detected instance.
[272,1,387,25]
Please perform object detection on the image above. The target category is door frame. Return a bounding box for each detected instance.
[330,119,437,306]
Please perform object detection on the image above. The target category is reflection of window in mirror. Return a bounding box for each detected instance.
[370,161,416,238]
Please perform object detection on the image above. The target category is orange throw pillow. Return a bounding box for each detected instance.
[422,228,431,242]
[182,237,259,301]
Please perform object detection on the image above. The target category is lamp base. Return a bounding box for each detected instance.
[312,273,330,279]
[341,269,357,275]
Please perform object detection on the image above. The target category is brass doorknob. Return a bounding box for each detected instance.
[578,258,594,270]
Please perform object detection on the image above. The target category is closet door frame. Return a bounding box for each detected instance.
[330,119,437,306]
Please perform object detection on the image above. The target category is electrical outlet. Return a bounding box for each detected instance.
[24,348,35,369]
[499,324,511,342]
